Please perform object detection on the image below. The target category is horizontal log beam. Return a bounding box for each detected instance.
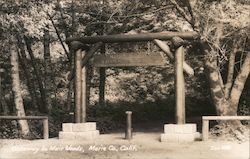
[202,116,250,120]
[0,116,48,119]
[153,39,194,76]
[202,115,250,141]
[66,31,199,44]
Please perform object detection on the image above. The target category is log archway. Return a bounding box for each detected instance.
[66,31,199,124]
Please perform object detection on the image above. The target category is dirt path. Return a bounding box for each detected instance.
[0,132,249,159]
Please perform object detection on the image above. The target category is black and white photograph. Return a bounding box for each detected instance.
[0,0,249,159]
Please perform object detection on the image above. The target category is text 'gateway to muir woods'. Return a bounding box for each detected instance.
[10,144,138,153]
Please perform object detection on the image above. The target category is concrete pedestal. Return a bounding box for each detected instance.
[59,122,99,140]
[160,124,199,142]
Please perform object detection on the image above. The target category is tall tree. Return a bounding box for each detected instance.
[10,37,30,136]
[43,26,52,114]
[99,0,107,107]
[24,37,47,113]
[0,69,9,115]
[205,51,250,116]
[16,35,39,110]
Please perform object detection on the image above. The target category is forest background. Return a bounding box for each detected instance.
[0,0,249,140]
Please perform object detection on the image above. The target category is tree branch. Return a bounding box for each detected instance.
[186,0,196,29]
[71,0,76,36]
[224,48,237,99]
[230,53,250,107]
[169,0,193,27]
[48,13,70,60]
[56,0,70,38]
[82,5,174,19]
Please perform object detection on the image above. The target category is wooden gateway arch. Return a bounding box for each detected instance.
[66,31,199,125]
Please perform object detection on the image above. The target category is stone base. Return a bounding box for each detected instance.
[160,124,198,142]
[161,132,198,142]
[59,130,99,140]
[164,124,196,134]
[59,122,99,140]
[62,122,96,132]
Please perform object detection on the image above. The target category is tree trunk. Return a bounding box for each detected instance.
[57,0,70,38]
[16,35,39,109]
[204,50,248,141]
[66,47,75,112]
[71,0,76,36]
[204,45,250,136]
[224,50,237,99]
[205,51,250,117]
[66,82,74,111]
[99,44,106,107]
[0,69,9,115]
[229,53,250,114]
[99,22,106,107]
[64,0,76,111]
[86,63,92,113]
[24,37,47,113]
[44,27,52,114]
[10,38,30,136]
[205,55,229,115]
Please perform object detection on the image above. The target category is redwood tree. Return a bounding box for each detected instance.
[10,37,30,136]
[170,0,250,116]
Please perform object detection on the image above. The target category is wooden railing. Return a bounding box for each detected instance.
[202,116,250,141]
[0,116,49,139]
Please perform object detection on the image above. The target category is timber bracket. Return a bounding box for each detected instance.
[70,41,90,52]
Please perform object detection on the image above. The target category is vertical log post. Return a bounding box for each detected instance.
[182,52,186,124]
[125,111,132,140]
[202,119,209,141]
[81,51,87,123]
[75,49,82,123]
[175,46,185,124]
[43,118,49,139]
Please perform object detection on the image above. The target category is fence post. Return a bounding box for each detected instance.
[125,111,132,140]
[43,118,49,139]
[202,119,209,141]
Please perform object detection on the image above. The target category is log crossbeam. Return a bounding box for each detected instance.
[66,31,199,44]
